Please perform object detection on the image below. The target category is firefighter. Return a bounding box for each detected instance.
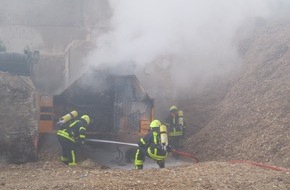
[56,114,90,166]
[165,106,185,149]
[135,120,172,169]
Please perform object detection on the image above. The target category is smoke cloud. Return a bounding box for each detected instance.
[86,0,290,115]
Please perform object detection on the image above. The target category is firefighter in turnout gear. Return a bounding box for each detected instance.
[57,114,90,166]
[165,106,185,149]
[135,120,172,169]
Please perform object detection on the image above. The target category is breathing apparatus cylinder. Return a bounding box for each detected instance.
[59,110,78,124]
[178,110,184,127]
[160,125,168,146]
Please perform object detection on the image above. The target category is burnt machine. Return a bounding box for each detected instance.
[38,70,154,144]
[0,49,153,164]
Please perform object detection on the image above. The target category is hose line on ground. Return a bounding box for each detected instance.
[230,160,290,173]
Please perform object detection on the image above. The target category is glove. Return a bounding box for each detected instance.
[56,121,64,129]
[138,142,144,147]
[75,138,85,145]
[166,145,173,152]
[161,145,167,152]
[80,139,85,145]
[174,125,182,131]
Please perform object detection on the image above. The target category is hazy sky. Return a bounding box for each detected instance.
[86,0,289,104]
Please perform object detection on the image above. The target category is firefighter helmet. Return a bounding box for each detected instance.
[81,115,90,125]
[169,106,177,112]
[150,120,161,128]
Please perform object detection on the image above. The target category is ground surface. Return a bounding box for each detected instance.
[1,157,290,190]
[2,14,290,190]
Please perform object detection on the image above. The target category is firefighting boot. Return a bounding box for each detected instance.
[157,160,165,168]
[136,165,143,170]
[68,162,77,166]
[60,156,69,164]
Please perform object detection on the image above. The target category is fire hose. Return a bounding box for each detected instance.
[85,139,290,172]
[230,160,290,173]
[86,139,139,147]
[171,148,199,163]
[85,138,199,163]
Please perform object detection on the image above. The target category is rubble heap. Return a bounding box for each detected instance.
[0,72,39,163]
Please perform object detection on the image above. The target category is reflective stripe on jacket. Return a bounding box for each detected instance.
[57,118,87,142]
[169,127,183,136]
[138,129,168,161]
[57,129,75,142]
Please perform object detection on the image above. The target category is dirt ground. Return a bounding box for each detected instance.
[1,157,290,190]
[1,136,290,190]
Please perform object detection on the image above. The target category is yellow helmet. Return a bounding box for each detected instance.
[81,115,90,125]
[150,120,161,128]
[169,106,177,112]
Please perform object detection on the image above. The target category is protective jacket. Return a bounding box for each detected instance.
[135,127,168,169]
[165,111,184,137]
[57,118,87,166]
[57,119,87,143]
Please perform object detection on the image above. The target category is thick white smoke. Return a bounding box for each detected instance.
[87,0,274,79]
[86,0,289,116]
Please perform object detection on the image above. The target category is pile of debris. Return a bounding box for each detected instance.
[0,72,39,163]
[185,18,290,168]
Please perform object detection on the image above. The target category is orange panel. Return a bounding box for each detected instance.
[38,120,54,133]
[139,120,150,135]
[39,95,54,133]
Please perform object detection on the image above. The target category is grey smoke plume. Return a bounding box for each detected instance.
[86,0,290,110]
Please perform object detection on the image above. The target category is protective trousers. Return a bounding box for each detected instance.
[134,147,166,169]
[57,135,77,166]
[135,147,146,169]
